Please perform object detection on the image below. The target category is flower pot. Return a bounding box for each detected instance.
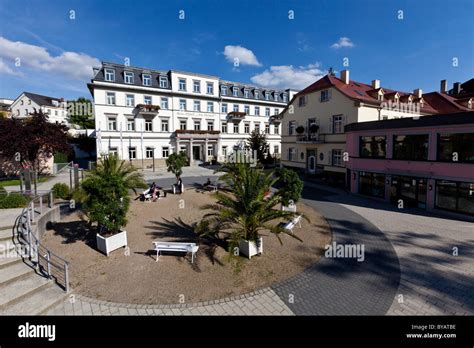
[96,230,128,256]
[282,204,297,212]
[239,237,263,259]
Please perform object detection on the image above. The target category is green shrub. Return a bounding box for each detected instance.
[275,167,304,206]
[0,193,28,209]
[54,152,69,163]
[52,183,71,199]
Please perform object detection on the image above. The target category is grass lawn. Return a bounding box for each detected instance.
[0,176,49,187]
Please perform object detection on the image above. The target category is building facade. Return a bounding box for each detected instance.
[88,62,295,168]
[279,70,472,178]
[9,92,69,125]
[345,111,474,219]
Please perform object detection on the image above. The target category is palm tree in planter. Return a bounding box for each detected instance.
[196,163,308,259]
[80,154,147,256]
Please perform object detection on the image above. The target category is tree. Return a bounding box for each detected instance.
[196,163,308,257]
[275,167,304,206]
[246,130,269,164]
[79,154,147,235]
[0,109,71,175]
[166,152,188,181]
[68,97,95,129]
[72,134,96,157]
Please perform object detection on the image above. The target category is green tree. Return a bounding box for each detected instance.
[80,154,147,234]
[165,152,188,181]
[68,97,95,129]
[246,130,269,164]
[196,163,308,256]
[275,167,304,206]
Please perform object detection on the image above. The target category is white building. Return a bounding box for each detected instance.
[88,62,296,168]
[9,92,69,125]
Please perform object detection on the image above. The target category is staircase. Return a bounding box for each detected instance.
[0,224,67,315]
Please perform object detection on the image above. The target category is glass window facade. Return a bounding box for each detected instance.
[438,133,474,163]
[360,136,387,158]
[393,134,429,160]
[436,180,474,215]
[359,172,385,198]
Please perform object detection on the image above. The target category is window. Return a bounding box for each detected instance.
[142,74,151,86]
[179,99,186,110]
[222,103,228,113]
[160,97,169,110]
[207,82,214,94]
[274,108,279,115]
[233,104,239,112]
[54,110,58,116]
[233,123,239,133]
[109,147,118,156]
[20,100,24,105]
[144,96,152,105]
[221,122,227,133]
[221,85,227,96]
[265,92,270,100]
[244,123,250,133]
[124,71,134,84]
[274,125,279,134]
[207,121,214,131]
[106,92,116,105]
[207,145,214,157]
[126,94,135,107]
[146,147,154,159]
[393,134,429,160]
[359,172,385,198]
[207,102,214,113]
[105,69,115,82]
[320,89,331,102]
[194,121,201,131]
[159,76,168,88]
[333,115,344,134]
[288,121,296,135]
[129,147,136,159]
[193,100,201,112]
[179,120,187,130]
[359,136,387,158]
[222,146,227,157]
[274,93,279,101]
[288,147,296,161]
[127,118,135,131]
[193,80,201,93]
[265,124,270,134]
[161,119,169,132]
[332,149,343,166]
[16,109,19,116]
[107,117,117,131]
[436,180,474,215]
[274,145,279,154]
[233,87,239,97]
[244,89,250,98]
[145,119,153,132]
[255,106,260,116]
[438,133,474,163]
[265,108,270,116]
[255,91,259,99]
[244,105,250,114]
[28,100,31,105]
[179,79,186,91]
[162,147,169,158]
[298,95,307,107]
[283,94,288,103]
[254,123,260,133]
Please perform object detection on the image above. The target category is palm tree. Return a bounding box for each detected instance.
[196,163,308,255]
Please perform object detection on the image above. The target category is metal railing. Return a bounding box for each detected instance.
[15,190,70,292]
[53,161,74,175]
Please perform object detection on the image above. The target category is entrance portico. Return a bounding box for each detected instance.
[174,130,220,164]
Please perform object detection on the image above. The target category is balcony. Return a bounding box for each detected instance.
[136,104,160,116]
[269,115,282,124]
[296,133,325,143]
[175,129,221,140]
[227,111,246,122]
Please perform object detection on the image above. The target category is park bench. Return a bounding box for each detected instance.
[152,241,199,263]
[281,215,302,233]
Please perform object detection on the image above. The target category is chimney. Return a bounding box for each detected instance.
[453,82,461,95]
[372,80,380,89]
[413,89,422,98]
[341,70,350,84]
[440,79,447,93]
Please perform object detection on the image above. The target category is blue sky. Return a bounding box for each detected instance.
[0,0,472,100]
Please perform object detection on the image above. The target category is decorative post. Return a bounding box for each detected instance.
[74,164,79,189]
[24,167,31,192]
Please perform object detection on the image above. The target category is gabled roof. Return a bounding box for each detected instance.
[22,92,63,107]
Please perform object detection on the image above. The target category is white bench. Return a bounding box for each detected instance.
[282,215,302,232]
[153,241,199,263]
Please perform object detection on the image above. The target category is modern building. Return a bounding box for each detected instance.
[9,92,69,125]
[88,62,296,168]
[279,70,472,178]
[345,111,474,219]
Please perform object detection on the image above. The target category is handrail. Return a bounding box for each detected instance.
[15,190,70,292]
[53,161,74,175]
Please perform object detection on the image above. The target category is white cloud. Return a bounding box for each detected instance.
[0,58,23,76]
[331,37,355,49]
[223,45,262,67]
[251,63,325,90]
[0,36,100,80]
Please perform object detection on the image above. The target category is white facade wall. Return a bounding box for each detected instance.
[9,94,69,125]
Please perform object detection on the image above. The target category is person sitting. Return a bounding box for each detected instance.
[176,177,183,194]
[202,177,212,190]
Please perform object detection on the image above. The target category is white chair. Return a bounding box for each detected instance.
[282,215,302,233]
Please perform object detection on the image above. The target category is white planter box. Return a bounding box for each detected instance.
[96,230,128,256]
[282,204,297,212]
[239,237,263,259]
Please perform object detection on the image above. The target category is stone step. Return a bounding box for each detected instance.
[0,227,17,242]
[0,273,51,309]
[2,284,67,315]
[0,239,17,252]
[0,255,22,269]
[0,262,34,287]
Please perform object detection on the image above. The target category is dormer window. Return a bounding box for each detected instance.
[221,86,227,96]
[159,76,168,88]
[105,68,115,82]
[265,92,270,100]
[283,94,288,103]
[244,89,250,98]
[124,71,134,84]
[142,74,151,86]
[377,92,384,101]
[233,87,239,97]
[255,90,259,99]
[274,93,279,102]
